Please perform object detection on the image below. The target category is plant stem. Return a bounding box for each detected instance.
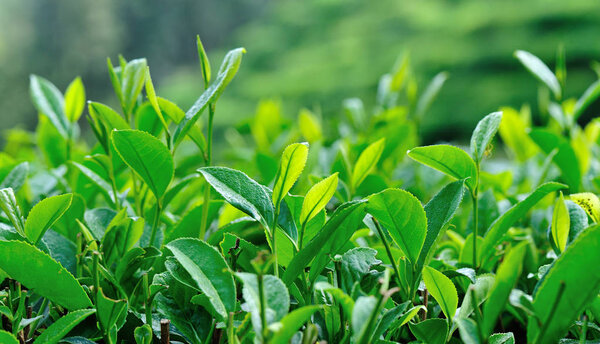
[271,209,280,278]
[199,103,216,240]
[258,273,267,343]
[148,200,162,248]
[472,162,480,269]
[372,218,404,293]
[160,319,170,344]
[143,273,152,326]
[298,221,308,253]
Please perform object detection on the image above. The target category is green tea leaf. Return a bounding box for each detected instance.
[300,173,338,226]
[166,238,236,321]
[88,102,129,130]
[198,166,274,229]
[409,318,448,344]
[24,194,72,244]
[197,35,211,86]
[0,162,29,192]
[498,107,537,162]
[573,79,600,120]
[527,224,600,343]
[415,72,448,118]
[173,47,245,147]
[351,138,385,190]
[144,67,170,138]
[479,182,566,264]
[489,333,515,344]
[236,272,290,340]
[551,192,569,252]
[29,75,69,138]
[408,144,477,190]
[0,330,18,344]
[514,50,561,99]
[367,188,426,265]
[422,266,458,320]
[470,111,502,163]
[530,129,581,192]
[97,288,127,333]
[121,58,148,115]
[0,240,92,310]
[111,129,174,199]
[64,76,86,122]
[269,305,321,344]
[272,142,309,208]
[0,188,25,236]
[482,242,527,337]
[134,324,153,344]
[70,162,116,206]
[32,309,95,344]
[456,318,480,344]
[416,180,465,271]
[340,247,381,292]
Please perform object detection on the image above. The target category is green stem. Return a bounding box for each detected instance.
[472,163,480,269]
[372,218,404,293]
[199,104,216,240]
[227,312,236,344]
[148,201,162,248]
[143,273,152,326]
[271,209,280,278]
[258,273,268,343]
[298,221,308,252]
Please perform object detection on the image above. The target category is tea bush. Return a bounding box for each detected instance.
[0,37,600,344]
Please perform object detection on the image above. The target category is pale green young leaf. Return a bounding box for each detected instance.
[298,109,322,143]
[415,71,448,118]
[197,35,211,86]
[408,144,477,190]
[24,193,72,244]
[121,58,148,115]
[144,67,171,138]
[300,173,338,225]
[166,238,236,321]
[422,266,458,320]
[482,242,527,337]
[198,166,274,229]
[64,76,86,122]
[479,182,566,264]
[470,111,502,163]
[351,138,385,190]
[32,309,95,344]
[551,192,570,252]
[173,47,245,147]
[0,240,92,310]
[236,272,290,341]
[527,224,600,343]
[106,57,124,106]
[530,129,581,192]
[0,162,29,193]
[514,50,561,99]
[272,143,309,208]
[366,188,426,265]
[29,75,69,138]
[88,102,129,131]
[111,129,174,199]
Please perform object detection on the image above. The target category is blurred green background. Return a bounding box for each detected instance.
[2,0,600,143]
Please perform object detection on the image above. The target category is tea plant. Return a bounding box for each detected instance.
[0,37,600,344]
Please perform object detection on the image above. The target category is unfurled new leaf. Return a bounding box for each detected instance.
[514,50,561,99]
[272,143,309,208]
[551,192,569,252]
[24,193,73,244]
[352,138,385,190]
[300,173,338,225]
[422,266,458,320]
[64,77,86,122]
[30,75,69,138]
[470,111,502,163]
[408,144,477,190]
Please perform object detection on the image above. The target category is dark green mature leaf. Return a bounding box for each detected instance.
[482,242,527,336]
[300,173,338,226]
[272,142,309,208]
[573,79,600,120]
[514,50,561,99]
[351,138,385,190]
[236,272,290,341]
[32,309,95,344]
[0,188,25,236]
[0,162,29,192]
[24,194,73,244]
[173,47,245,147]
[408,144,477,190]
[470,111,502,163]
[199,167,274,229]
[0,330,18,344]
[456,274,495,320]
[530,129,580,192]
[340,247,381,292]
[422,266,458,320]
[282,200,365,286]
[29,75,69,138]
[409,318,448,344]
[112,129,174,199]
[166,238,236,321]
[527,224,600,344]
[96,288,127,333]
[0,240,92,310]
[479,182,566,264]
[416,180,465,271]
[269,305,321,344]
[367,188,426,265]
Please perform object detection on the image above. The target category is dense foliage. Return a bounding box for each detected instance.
[1,37,600,344]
